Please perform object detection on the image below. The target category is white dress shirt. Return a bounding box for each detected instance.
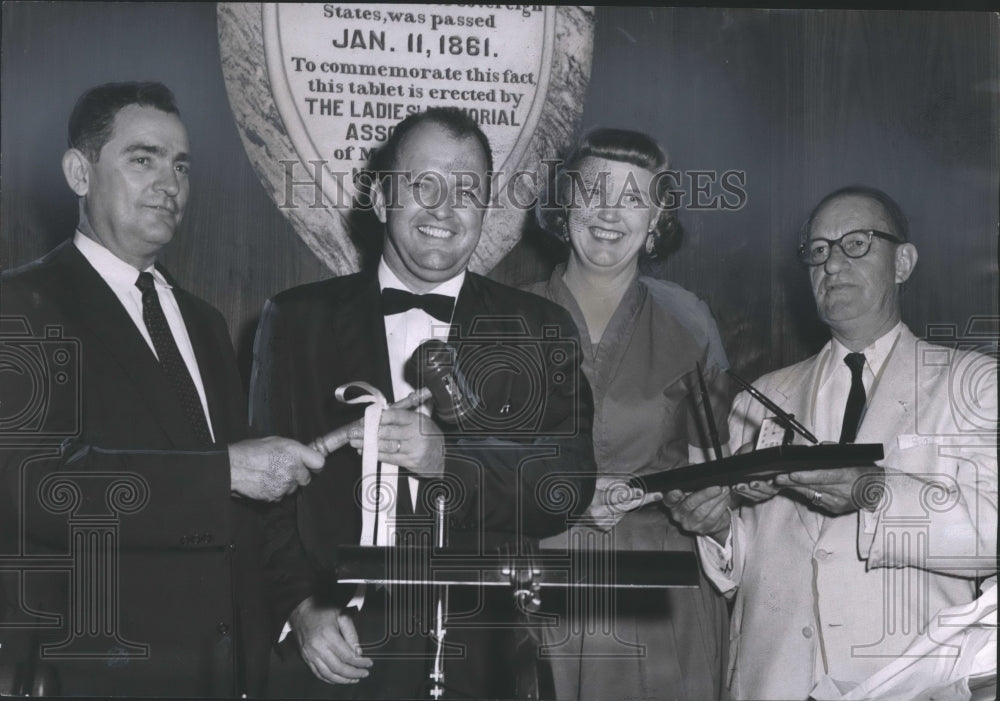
[74,230,215,441]
[377,258,464,518]
[813,322,904,443]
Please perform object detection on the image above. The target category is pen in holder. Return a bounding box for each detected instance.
[695,362,724,461]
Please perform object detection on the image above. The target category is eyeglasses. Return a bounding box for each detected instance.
[798,229,901,266]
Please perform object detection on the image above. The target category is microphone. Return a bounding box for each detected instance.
[406,340,480,425]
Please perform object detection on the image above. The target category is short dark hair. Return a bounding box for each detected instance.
[373,107,494,201]
[801,184,909,245]
[537,128,683,260]
[68,82,180,162]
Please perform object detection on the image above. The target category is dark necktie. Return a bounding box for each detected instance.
[135,272,212,443]
[839,352,867,444]
[381,288,454,323]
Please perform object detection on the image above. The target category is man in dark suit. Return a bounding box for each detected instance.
[0,82,324,696]
[251,107,596,698]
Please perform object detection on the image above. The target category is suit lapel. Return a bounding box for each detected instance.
[330,274,394,403]
[53,243,198,447]
[771,349,829,543]
[450,273,484,343]
[854,327,916,445]
[171,284,232,443]
[771,348,827,437]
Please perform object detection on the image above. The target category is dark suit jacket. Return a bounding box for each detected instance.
[0,240,268,697]
[250,271,596,695]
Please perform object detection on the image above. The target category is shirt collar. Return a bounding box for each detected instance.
[377,258,465,298]
[823,321,904,383]
[74,230,170,290]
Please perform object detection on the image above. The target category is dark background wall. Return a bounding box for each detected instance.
[2,4,997,383]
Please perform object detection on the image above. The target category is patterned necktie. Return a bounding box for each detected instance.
[135,272,212,443]
[381,288,455,323]
[839,352,867,444]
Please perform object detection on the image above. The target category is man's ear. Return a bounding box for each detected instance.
[371,176,387,224]
[894,242,918,283]
[62,149,90,197]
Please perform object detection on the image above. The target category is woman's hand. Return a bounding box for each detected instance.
[584,475,662,531]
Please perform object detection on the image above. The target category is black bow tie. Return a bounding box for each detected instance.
[381,288,455,322]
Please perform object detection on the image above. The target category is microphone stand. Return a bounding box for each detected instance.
[429,494,448,699]
[311,341,471,698]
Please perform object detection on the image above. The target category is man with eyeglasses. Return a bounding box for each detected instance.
[664,185,997,699]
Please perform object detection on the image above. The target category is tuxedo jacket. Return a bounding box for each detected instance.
[0,240,268,697]
[699,325,997,700]
[250,270,597,640]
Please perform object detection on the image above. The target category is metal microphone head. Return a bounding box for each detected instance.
[406,340,479,425]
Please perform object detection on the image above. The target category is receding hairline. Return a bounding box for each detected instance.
[809,193,895,236]
[112,102,188,126]
[101,105,189,150]
[804,185,909,244]
[388,120,489,171]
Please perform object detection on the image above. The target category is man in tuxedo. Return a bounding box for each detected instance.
[0,82,325,696]
[664,185,997,699]
[251,107,596,698]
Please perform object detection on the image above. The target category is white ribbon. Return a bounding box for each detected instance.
[335,381,400,609]
[335,381,402,548]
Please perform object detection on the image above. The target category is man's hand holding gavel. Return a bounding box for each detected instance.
[308,386,444,475]
[308,388,431,457]
[308,340,473,476]
[346,406,446,477]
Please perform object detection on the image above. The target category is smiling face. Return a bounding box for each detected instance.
[68,104,190,270]
[808,193,917,346]
[373,122,488,292]
[565,157,660,277]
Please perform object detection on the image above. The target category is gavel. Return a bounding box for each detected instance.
[404,339,480,425]
[309,340,478,457]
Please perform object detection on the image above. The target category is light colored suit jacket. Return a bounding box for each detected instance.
[699,325,997,700]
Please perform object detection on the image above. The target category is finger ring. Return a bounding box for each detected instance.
[811,490,823,506]
[394,440,402,453]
